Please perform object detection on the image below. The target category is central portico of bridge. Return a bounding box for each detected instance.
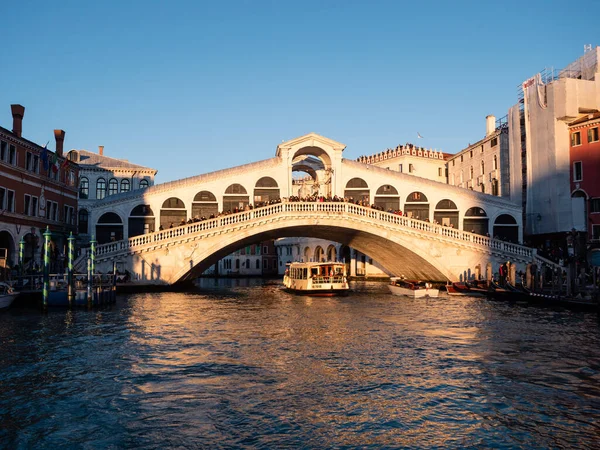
[84,133,536,284]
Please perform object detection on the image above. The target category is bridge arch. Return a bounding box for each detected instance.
[129,204,155,237]
[161,197,186,229]
[223,183,249,212]
[96,212,123,244]
[254,177,280,205]
[344,178,370,203]
[374,185,400,211]
[192,190,218,219]
[463,207,488,235]
[434,199,458,228]
[404,191,429,221]
[493,214,518,243]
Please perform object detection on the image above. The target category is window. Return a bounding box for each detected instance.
[108,178,118,196]
[452,159,455,166]
[6,190,14,212]
[409,164,414,173]
[256,260,260,269]
[438,167,442,177]
[31,196,38,217]
[96,178,106,199]
[399,164,403,173]
[470,150,473,158]
[0,187,5,209]
[46,201,58,220]
[480,161,485,175]
[63,206,74,224]
[78,209,88,234]
[593,225,600,241]
[460,155,463,162]
[121,179,130,193]
[263,246,268,254]
[0,141,6,161]
[590,198,600,213]
[480,145,484,153]
[493,155,498,170]
[571,131,581,146]
[8,145,16,165]
[24,194,31,215]
[491,137,498,147]
[25,152,39,172]
[26,152,33,171]
[139,179,149,189]
[79,177,89,199]
[573,161,583,181]
[68,170,75,186]
[470,166,474,179]
[588,127,599,143]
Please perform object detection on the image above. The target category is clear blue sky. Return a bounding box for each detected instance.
[2,0,597,183]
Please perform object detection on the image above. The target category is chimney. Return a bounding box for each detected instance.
[11,104,25,138]
[485,115,496,136]
[98,145,104,156]
[54,129,65,157]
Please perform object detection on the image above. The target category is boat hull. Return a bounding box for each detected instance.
[388,284,439,298]
[0,293,18,309]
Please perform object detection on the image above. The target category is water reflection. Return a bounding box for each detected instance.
[0,280,599,448]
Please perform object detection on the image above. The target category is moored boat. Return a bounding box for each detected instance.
[446,281,488,297]
[388,277,439,298]
[0,282,19,309]
[283,261,349,296]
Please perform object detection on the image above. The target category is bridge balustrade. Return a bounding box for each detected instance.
[85,202,534,262]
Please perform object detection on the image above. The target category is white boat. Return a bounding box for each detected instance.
[388,277,439,298]
[0,282,19,309]
[283,261,349,296]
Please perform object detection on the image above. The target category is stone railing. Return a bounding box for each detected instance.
[81,202,536,262]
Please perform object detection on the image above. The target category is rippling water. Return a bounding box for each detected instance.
[1,279,599,449]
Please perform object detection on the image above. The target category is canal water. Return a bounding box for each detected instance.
[1,279,599,449]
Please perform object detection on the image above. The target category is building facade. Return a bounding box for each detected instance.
[568,112,600,243]
[0,104,78,273]
[68,147,157,245]
[446,115,510,199]
[507,47,600,240]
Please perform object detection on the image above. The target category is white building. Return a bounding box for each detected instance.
[507,47,600,238]
[68,146,157,244]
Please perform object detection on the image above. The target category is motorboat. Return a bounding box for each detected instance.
[388,277,439,298]
[283,261,349,296]
[0,281,19,309]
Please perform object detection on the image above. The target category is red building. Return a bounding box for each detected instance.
[0,104,79,273]
[569,112,600,243]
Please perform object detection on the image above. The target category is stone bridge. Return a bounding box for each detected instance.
[85,201,546,285]
[78,132,541,284]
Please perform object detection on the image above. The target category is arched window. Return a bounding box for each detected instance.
[78,209,88,234]
[470,166,474,179]
[139,179,149,189]
[480,161,485,175]
[493,155,498,170]
[254,177,280,205]
[108,178,118,196]
[96,178,106,200]
[374,185,400,211]
[434,199,458,228]
[121,179,131,193]
[344,178,370,203]
[79,177,89,199]
[223,184,249,212]
[160,197,186,229]
[463,207,489,235]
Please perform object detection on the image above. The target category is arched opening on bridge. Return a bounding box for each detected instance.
[192,191,218,219]
[96,212,124,244]
[254,177,280,206]
[129,205,155,237]
[327,244,337,262]
[160,197,187,229]
[0,230,16,272]
[314,245,324,262]
[78,209,89,234]
[433,199,459,228]
[291,146,333,198]
[404,192,429,221]
[303,246,311,262]
[344,178,370,204]
[374,185,400,211]
[223,184,249,212]
[493,214,518,243]
[463,207,489,236]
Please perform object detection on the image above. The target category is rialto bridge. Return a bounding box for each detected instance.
[81,133,548,284]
